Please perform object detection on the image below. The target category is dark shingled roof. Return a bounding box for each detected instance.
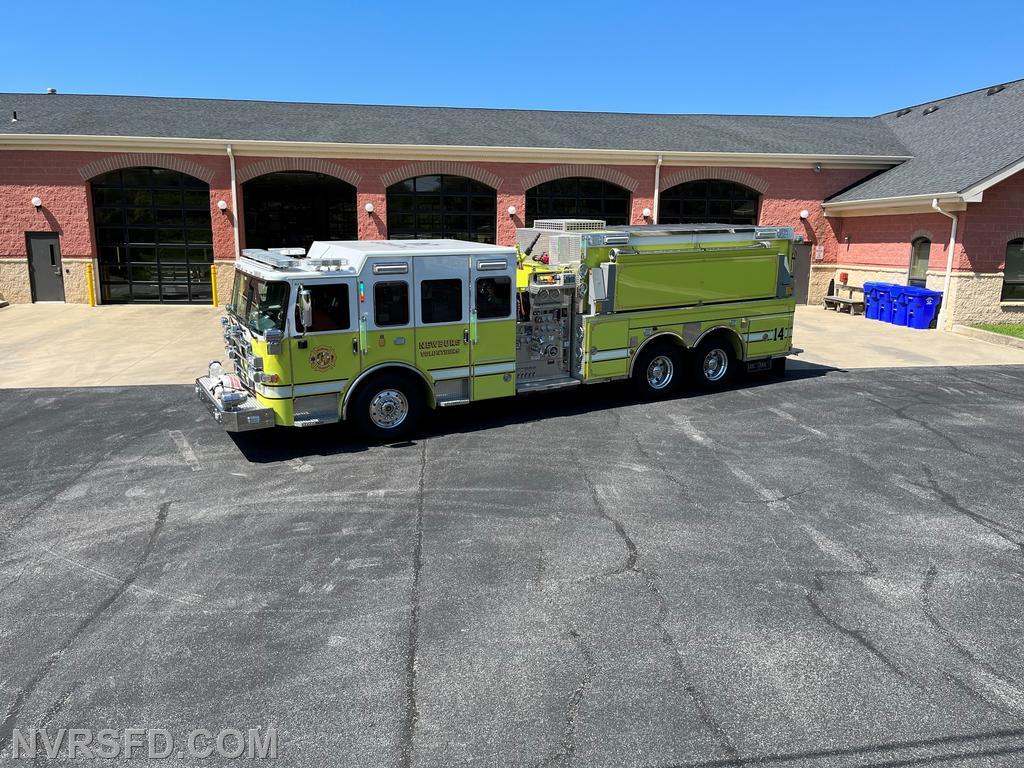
[828,78,1024,203]
[0,92,910,157]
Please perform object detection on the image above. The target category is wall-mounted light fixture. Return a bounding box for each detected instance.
[31,196,42,210]
[642,207,652,220]
[216,200,228,211]
[813,163,822,173]
[799,209,810,220]
[507,205,517,217]
[364,202,375,215]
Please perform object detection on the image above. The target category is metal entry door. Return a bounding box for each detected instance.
[791,242,811,304]
[27,233,65,302]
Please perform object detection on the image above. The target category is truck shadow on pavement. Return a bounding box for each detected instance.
[230,360,839,463]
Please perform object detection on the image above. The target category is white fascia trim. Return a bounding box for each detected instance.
[959,155,1024,202]
[822,191,963,215]
[0,133,910,169]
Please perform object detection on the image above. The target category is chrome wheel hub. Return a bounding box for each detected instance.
[703,349,729,382]
[646,355,674,390]
[369,389,409,429]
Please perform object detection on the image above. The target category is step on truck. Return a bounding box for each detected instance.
[196,220,798,439]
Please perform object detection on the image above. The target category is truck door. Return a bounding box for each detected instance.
[469,255,516,401]
[412,255,471,402]
[289,278,362,397]
[360,259,416,368]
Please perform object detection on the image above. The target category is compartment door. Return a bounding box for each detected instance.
[470,255,516,401]
[413,256,471,401]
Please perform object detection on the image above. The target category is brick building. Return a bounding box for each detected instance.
[2,80,1022,327]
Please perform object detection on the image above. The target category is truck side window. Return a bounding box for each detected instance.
[476,276,512,319]
[301,283,350,332]
[421,279,462,324]
[374,281,409,326]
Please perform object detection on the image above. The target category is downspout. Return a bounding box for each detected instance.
[931,198,958,330]
[652,154,663,224]
[226,144,241,260]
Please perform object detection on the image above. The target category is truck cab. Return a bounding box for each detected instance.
[197,240,518,437]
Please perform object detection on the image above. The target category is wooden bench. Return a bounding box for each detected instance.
[822,282,865,315]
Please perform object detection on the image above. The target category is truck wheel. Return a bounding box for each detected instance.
[350,373,423,441]
[689,336,736,390]
[632,343,682,399]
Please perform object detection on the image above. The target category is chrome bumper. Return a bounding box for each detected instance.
[195,376,276,432]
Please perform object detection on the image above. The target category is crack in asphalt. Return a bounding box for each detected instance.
[922,468,1024,555]
[0,500,171,751]
[536,629,595,768]
[578,460,743,766]
[852,387,986,460]
[806,576,907,680]
[400,439,427,768]
[921,565,1024,719]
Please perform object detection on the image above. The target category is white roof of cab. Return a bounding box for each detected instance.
[237,239,515,280]
[307,239,515,259]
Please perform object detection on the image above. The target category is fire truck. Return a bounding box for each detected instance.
[196,220,798,438]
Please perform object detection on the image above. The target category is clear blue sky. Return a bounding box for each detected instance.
[3,0,1021,116]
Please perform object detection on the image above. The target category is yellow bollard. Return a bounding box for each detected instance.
[86,262,96,307]
[210,263,219,308]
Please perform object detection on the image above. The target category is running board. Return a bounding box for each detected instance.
[516,377,581,393]
[437,398,471,408]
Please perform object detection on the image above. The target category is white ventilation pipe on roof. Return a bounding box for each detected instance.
[226,144,241,261]
[652,154,663,224]
[931,198,958,330]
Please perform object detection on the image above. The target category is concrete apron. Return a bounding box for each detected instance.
[793,305,1024,370]
[0,303,224,388]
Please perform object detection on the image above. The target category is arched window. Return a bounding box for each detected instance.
[1003,238,1024,301]
[386,175,496,243]
[525,177,630,226]
[658,180,759,225]
[243,171,357,251]
[90,167,212,303]
[909,237,931,287]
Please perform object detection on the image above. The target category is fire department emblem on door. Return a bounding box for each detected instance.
[309,346,336,371]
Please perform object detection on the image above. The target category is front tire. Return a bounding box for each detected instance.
[350,373,423,441]
[689,336,736,390]
[632,343,683,399]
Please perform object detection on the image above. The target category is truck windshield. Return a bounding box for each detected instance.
[229,272,290,335]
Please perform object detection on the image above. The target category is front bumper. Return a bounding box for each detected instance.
[195,376,276,432]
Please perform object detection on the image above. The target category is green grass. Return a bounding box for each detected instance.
[975,323,1024,339]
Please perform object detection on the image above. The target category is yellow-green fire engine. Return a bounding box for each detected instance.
[196,220,798,438]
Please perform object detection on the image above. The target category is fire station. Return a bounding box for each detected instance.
[1,79,1022,328]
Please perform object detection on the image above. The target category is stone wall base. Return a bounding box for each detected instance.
[214,261,235,308]
[0,259,32,303]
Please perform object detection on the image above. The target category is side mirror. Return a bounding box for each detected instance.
[298,288,313,331]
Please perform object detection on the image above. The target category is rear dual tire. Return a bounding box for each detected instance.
[631,336,737,398]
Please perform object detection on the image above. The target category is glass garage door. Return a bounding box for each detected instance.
[91,167,214,303]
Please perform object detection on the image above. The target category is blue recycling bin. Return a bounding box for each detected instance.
[906,288,943,329]
[876,283,895,323]
[890,285,909,326]
[863,281,882,320]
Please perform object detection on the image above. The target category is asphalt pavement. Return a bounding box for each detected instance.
[2,365,1024,766]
